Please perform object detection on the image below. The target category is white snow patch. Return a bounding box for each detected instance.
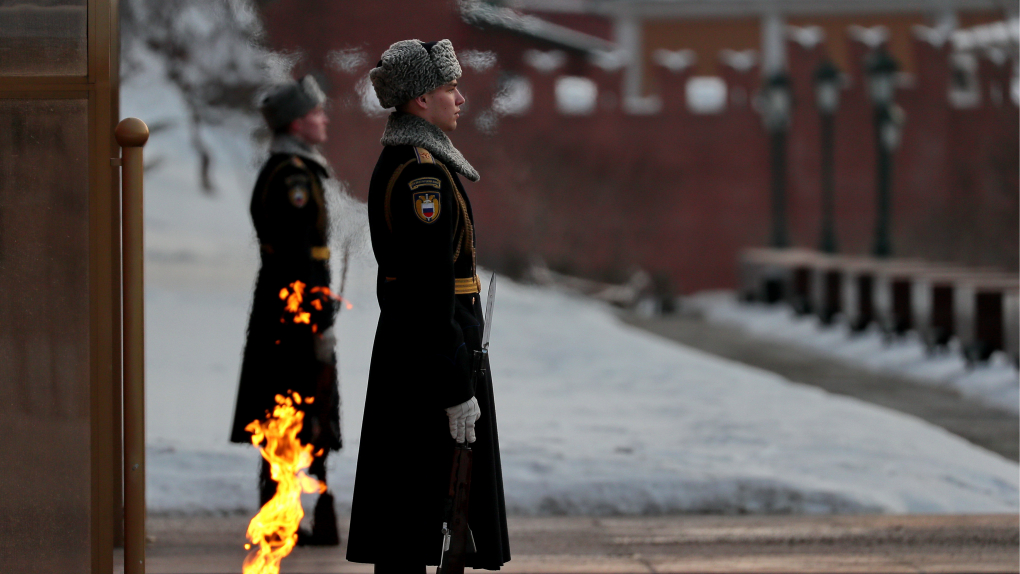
[685,76,728,114]
[556,76,597,115]
[492,74,532,117]
[687,291,1020,415]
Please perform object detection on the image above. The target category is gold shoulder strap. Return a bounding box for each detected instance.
[436,163,475,271]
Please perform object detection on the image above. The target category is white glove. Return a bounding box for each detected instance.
[314,327,336,363]
[445,396,481,443]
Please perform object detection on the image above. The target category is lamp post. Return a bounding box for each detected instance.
[865,47,902,258]
[761,72,792,248]
[813,59,840,254]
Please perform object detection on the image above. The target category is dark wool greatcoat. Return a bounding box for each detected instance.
[346,119,509,569]
[229,151,341,451]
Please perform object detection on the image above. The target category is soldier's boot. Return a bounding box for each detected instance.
[258,459,277,507]
[295,526,314,546]
[306,491,339,546]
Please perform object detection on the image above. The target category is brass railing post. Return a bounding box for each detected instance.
[115,117,149,574]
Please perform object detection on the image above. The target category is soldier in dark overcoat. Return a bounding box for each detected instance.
[229,75,342,546]
[346,40,510,572]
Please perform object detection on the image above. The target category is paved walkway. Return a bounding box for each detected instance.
[119,309,1020,574]
[621,313,1019,462]
[121,513,1018,573]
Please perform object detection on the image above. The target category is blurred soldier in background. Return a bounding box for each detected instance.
[346,40,510,572]
[229,75,342,546]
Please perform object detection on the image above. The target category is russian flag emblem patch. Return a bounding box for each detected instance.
[413,191,441,223]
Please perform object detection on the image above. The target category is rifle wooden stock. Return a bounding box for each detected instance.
[437,444,473,574]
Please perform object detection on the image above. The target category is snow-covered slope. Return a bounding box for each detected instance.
[125,52,1019,517]
[688,292,1020,415]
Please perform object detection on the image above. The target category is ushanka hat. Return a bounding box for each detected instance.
[259,75,327,131]
[370,39,463,109]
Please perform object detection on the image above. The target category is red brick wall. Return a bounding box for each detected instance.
[259,1,1018,293]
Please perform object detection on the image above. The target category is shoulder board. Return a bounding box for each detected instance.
[413,147,435,165]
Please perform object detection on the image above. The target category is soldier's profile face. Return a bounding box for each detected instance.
[426,81,465,133]
[290,105,329,145]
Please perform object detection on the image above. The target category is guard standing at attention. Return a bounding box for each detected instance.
[346,39,510,573]
[229,75,342,546]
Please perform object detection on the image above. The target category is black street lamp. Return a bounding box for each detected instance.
[813,58,840,254]
[761,72,792,249]
[865,47,903,258]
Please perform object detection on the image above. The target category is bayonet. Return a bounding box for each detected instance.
[481,272,496,350]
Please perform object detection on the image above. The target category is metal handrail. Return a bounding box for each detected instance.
[114,117,148,574]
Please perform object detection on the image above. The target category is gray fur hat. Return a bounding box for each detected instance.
[259,75,326,131]
[370,39,462,109]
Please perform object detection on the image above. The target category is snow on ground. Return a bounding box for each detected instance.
[687,292,1020,415]
[125,55,1019,518]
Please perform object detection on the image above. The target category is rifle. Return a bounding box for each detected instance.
[310,246,349,450]
[310,360,338,449]
[437,273,496,574]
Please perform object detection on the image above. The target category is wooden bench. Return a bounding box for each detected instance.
[738,248,818,306]
[871,260,945,335]
[738,249,1017,366]
[952,274,1020,364]
[908,268,1008,355]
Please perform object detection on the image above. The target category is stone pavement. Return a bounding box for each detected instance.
[120,513,1018,573]
[621,313,1019,462]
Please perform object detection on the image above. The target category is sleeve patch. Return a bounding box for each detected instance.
[408,177,441,191]
[412,191,441,223]
[288,187,309,208]
[285,174,310,208]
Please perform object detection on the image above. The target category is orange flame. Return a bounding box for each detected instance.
[242,392,326,574]
[279,282,354,327]
[279,281,354,326]
[279,281,312,324]
[310,285,354,310]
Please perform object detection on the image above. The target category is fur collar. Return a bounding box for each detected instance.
[380,112,480,182]
[269,133,331,177]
